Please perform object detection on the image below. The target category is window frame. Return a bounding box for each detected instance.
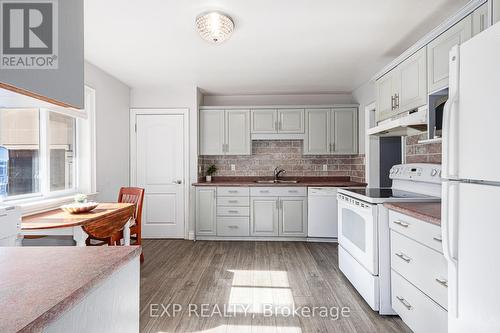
[3,86,96,206]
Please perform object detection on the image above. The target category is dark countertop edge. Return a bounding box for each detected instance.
[192,182,367,187]
[384,202,441,226]
[19,246,141,333]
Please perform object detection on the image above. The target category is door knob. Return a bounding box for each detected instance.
[172,180,182,184]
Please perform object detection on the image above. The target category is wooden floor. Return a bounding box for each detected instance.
[140,240,411,333]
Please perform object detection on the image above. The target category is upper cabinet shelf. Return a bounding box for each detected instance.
[199,105,359,156]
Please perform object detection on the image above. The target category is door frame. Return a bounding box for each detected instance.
[130,108,190,239]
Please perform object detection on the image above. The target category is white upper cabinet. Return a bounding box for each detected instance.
[304,109,330,155]
[199,109,250,156]
[199,110,225,155]
[251,109,277,133]
[472,3,490,36]
[250,108,304,135]
[226,110,251,155]
[376,69,400,122]
[278,109,304,133]
[427,15,472,93]
[332,108,358,154]
[304,108,358,155]
[494,0,500,24]
[398,47,428,112]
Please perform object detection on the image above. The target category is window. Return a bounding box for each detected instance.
[0,109,78,200]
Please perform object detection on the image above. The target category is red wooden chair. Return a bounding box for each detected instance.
[117,187,145,262]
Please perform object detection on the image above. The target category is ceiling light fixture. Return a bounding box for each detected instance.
[196,11,234,44]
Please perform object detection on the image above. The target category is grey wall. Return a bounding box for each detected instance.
[85,62,130,201]
[202,93,353,106]
[352,81,375,155]
[0,0,84,108]
[130,85,199,239]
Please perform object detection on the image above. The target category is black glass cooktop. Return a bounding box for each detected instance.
[343,188,432,199]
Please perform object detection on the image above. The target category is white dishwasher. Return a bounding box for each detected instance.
[307,187,338,239]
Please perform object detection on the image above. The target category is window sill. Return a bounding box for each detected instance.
[6,193,98,217]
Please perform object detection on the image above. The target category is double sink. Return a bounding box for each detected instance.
[254,179,299,184]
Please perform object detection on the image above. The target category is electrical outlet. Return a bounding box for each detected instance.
[231,164,236,171]
[322,164,328,171]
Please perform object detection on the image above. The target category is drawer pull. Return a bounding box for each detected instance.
[228,200,238,204]
[228,225,239,229]
[396,296,413,310]
[395,252,412,263]
[288,190,298,193]
[393,220,410,228]
[228,210,239,214]
[228,190,238,193]
[260,190,270,193]
[433,235,443,242]
[435,277,448,288]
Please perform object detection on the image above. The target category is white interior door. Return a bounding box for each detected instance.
[134,113,185,238]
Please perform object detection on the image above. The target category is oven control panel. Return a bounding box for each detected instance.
[390,163,442,183]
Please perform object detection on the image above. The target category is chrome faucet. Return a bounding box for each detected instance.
[274,167,286,181]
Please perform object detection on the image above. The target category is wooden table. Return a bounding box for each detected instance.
[22,203,135,246]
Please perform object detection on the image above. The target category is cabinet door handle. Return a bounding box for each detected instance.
[433,235,442,242]
[395,93,400,108]
[395,252,412,263]
[288,190,298,193]
[228,225,239,229]
[260,190,270,194]
[435,277,448,288]
[391,95,395,110]
[228,210,239,214]
[228,190,238,194]
[396,296,413,310]
[228,200,238,204]
[393,220,410,228]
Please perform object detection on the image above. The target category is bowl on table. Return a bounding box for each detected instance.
[61,202,99,214]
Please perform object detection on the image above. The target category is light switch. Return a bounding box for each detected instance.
[231,164,236,171]
[322,164,328,171]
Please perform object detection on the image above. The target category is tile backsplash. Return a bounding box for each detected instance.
[405,133,442,164]
[199,140,365,183]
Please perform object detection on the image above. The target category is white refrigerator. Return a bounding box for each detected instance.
[442,22,500,332]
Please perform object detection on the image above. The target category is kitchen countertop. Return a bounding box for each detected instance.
[192,176,367,187]
[0,246,141,333]
[384,202,441,226]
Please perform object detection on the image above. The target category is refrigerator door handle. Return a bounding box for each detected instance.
[442,45,460,180]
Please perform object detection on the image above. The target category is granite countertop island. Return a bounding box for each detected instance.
[0,246,141,333]
[384,202,441,226]
[192,176,367,187]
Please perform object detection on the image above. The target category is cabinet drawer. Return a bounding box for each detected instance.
[217,217,250,236]
[250,187,306,197]
[391,231,448,309]
[217,187,250,197]
[217,206,250,217]
[391,270,447,333]
[217,197,250,206]
[389,210,443,253]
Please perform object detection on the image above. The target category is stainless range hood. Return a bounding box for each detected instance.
[367,106,428,137]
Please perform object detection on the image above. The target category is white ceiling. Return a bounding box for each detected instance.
[84,0,469,94]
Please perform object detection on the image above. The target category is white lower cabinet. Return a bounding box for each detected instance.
[391,270,447,333]
[279,197,307,237]
[196,186,308,239]
[250,197,279,236]
[389,209,447,333]
[195,187,217,236]
[495,0,500,24]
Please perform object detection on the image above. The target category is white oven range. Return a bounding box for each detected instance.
[337,163,441,314]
